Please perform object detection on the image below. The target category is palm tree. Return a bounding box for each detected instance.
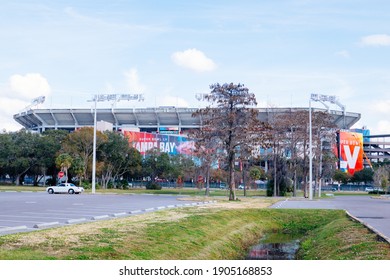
[55,153,73,183]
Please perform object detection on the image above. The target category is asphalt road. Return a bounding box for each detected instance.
[271,195,390,242]
[0,192,208,235]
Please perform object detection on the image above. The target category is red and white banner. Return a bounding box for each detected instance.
[338,131,364,175]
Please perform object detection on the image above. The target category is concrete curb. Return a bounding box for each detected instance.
[91,215,110,220]
[33,222,60,229]
[110,212,128,217]
[0,226,28,233]
[346,211,390,244]
[66,218,87,224]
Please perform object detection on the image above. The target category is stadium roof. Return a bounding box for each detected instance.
[14,106,361,133]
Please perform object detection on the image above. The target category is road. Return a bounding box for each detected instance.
[0,192,209,235]
[271,195,390,242]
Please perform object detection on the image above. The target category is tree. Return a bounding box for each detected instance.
[61,127,107,183]
[249,166,266,188]
[269,109,336,197]
[36,130,69,186]
[0,130,67,186]
[351,168,374,184]
[0,132,13,178]
[99,131,142,189]
[192,83,271,200]
[374,166,390,193]
[190,127,223,196]
[333,169,351,185]
[70,156,85,186]
[168,154,195,186]
[55,153,73,183]
[142,149,173,182]
[6,130,42,185]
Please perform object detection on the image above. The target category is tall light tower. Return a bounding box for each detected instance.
[88,93,144,194]
[22,96,46,112]
[309,93,342,200]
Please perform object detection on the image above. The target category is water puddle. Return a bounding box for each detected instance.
[246,233,300,260]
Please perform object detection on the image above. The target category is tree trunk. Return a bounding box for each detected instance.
[293,168,297,197]
[228,154,236,200]
[205,165,210,196]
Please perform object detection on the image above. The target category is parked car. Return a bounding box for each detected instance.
[365,187,374,192]
[46,183,84,194]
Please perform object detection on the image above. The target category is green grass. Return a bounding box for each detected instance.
[1,185,375,198]
[0,185,46,192]
[298,217,390,260]
[0,185,267,197]
[0,205,388,260]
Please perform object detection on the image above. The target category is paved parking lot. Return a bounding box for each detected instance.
[0,192,210,235]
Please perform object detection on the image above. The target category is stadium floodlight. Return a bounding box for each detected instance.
[88,93,144,194]
[32,96,46,105]
[22,95,46,112]
[195,93,211,101]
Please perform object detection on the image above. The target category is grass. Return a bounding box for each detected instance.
[298,217,390,260]
[0,186,46,192]
[0,185,268,197]
[2,185,378,198]
[0,197,388,260]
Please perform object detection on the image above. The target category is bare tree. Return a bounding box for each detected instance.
[269,109,336,197]
[192,83,271,200]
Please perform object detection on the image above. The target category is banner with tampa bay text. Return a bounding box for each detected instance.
[122,131,195,156]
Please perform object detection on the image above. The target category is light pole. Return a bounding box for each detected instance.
[309,97,313,200]
[88,94,144,194]
[309,93,337,200]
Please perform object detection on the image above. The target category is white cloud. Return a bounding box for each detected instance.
[172,48,217,72]
[0,73,51,132]
[124,68,146,93]
[360,34,390,46]
[0,97,28,131]
[372,99,390,113]
[375,120,390,134]
[9,73,51,99]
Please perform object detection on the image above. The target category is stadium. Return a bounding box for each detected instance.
[13,106,359,134]
[13,105,390,164]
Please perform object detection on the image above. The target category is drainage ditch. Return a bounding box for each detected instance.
[246,233,300,260]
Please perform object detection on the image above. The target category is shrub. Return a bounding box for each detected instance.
[81,182,92,190]
[146,181,162,190]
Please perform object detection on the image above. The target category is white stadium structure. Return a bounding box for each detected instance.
[13,106,361,134]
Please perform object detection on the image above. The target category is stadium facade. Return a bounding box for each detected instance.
[13,106,360,134]
[14,106,390,164]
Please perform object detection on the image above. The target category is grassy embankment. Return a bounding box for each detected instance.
[0,197,388,260]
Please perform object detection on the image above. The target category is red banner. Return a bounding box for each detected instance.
[339,131,364,175]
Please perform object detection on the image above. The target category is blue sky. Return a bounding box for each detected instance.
[1,0,390,134]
